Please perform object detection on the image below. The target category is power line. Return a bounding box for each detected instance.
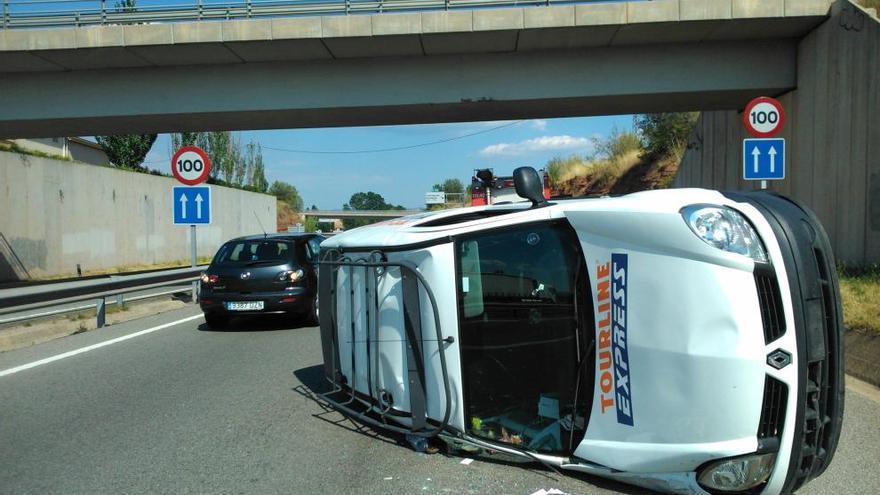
[142,120,523,162]
[261,120,524,154]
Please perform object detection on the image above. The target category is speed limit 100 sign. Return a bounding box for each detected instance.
[171,146,211,185]
[743,96,785,138]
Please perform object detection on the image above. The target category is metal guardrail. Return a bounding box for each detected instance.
[0,0,584,30]
[0,266,204,327]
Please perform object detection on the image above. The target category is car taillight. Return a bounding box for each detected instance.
[277,269,304,283]
[200,274,219,284]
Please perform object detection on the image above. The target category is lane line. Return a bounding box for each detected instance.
[0,314,204,378]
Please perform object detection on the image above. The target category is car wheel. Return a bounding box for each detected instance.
[305,296,319,326]
[204,312,229,329]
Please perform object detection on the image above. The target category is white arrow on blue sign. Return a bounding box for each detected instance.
[173,186,211,225]
[743,138,785,180]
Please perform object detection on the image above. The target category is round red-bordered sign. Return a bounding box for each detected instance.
[742,96,785,138]
[171,146,211,185]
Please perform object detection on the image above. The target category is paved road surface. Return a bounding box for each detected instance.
[1,306,877,494]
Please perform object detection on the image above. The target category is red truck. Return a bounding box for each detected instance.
[471,168,551,206]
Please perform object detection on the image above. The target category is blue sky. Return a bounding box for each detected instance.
[143,115,634,209]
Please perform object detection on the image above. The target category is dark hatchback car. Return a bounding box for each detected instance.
[199,233,324,328]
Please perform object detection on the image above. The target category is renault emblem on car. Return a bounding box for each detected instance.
[240,272,251,280]
[767,349,792,369]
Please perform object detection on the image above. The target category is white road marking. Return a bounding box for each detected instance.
[0,314,204,378]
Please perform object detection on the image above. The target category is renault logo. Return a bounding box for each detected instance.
[240,272,251,280]
[767,349,792,370]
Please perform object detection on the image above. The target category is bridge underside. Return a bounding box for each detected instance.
[0,39,797,138]
[0,1,830,138]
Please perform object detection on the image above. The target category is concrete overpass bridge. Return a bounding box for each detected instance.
[0,0,835,138]
[0,0,878,263]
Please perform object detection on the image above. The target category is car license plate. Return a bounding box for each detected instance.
[226,301,264,311]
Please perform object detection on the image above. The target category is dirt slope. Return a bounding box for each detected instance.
[551,156,680,197]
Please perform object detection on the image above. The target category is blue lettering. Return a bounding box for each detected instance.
[611,253,633,426]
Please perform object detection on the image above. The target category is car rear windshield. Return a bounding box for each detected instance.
[215,240,296,265]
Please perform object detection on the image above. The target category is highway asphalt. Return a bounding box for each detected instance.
[0,305,877,495]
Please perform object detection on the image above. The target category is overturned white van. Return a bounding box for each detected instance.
[316,168,843,495]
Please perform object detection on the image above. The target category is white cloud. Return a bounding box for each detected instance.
[530,119,548,131]
[479,135,592,156]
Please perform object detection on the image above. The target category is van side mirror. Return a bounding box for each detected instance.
[513,167,548,208]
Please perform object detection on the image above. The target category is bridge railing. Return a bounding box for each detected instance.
[1,0,582,29]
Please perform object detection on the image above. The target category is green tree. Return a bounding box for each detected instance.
[245,141,268,192]
[170,132,272,192]
[428,178,466,209]
[343,191,403,229]
[170,132,198,149]
[96,134,157,171]
[349,191,390,211]
[230,134,246,187]
[269,181,303,211]
[251,160,268,193]
[442,178,464,194]
[208,131,235,184]
[633,112,699,159]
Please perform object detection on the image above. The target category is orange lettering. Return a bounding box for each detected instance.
[597,279,610,303]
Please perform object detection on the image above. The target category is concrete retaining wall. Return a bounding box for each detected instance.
[675,1,880,265]
[0,150,276,280]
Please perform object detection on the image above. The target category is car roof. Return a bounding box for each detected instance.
[226,233,324,243]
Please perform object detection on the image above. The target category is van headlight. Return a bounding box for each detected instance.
[681,205,768,262]
[698,452,776,492]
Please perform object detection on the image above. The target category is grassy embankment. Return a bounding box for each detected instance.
[839,266,880,334]
[548,127,681,198]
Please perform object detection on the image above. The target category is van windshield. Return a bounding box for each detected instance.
[215,240,296,265]
[456,222,592,455]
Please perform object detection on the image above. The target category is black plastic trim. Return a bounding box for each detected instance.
[723,191,845,494]
[754,263,786,344]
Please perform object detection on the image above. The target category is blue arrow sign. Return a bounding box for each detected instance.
[743,138,785,180]
[173,186,211,225]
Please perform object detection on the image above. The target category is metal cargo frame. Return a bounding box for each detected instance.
[317,249,453,437]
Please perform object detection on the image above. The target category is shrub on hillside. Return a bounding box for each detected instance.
[547,127,643,187]
[634,112,699,159]
[592,126,642,163]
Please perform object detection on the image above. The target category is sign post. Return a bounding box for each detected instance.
[171,146,212,302]
[742,96,786,189]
